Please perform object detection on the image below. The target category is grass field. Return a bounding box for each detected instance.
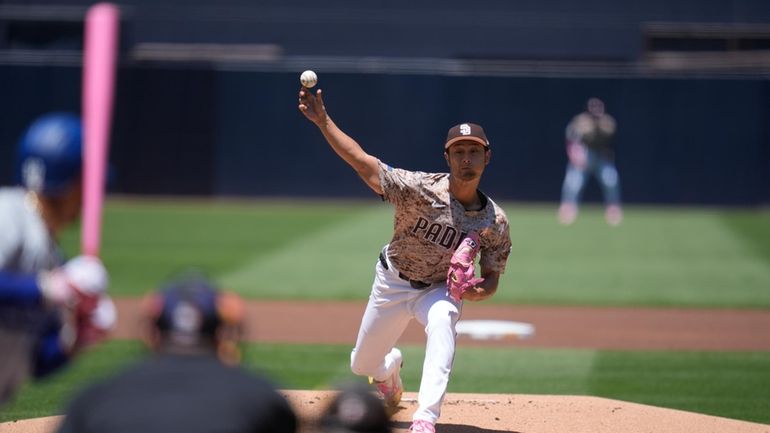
[4,198,769,424]
[63,198,770,307]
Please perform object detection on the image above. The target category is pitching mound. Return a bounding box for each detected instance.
[286,391,769,433]
[4,391,768,433]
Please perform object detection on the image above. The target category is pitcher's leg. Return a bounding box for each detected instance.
[350,299,409,381]
[350,261,412,381]
[411,289,461,423]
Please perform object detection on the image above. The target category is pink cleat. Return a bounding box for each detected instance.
[410,419,436,433]
[368,348,403,407]
[605,204,623,227]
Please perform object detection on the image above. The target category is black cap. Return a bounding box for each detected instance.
[445,123,489,149]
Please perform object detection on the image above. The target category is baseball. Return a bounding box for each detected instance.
[300,70,318,88]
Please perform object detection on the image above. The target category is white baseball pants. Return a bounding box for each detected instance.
[349,247,463,424]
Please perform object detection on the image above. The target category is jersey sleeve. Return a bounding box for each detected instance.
[600,114,617,135]
[378,161,419,207]
[0,271,44,306]
[479,218,512,274]
[566,113,592,143]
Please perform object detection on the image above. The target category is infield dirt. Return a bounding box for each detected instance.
[4,391,770,433]
[111,299,770,351]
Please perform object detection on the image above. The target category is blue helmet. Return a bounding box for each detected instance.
[17,113,83,197]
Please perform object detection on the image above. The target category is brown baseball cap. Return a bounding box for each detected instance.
[445,123,490,149]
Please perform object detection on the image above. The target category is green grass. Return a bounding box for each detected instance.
[57,198,770,307]
[59,198,375,296]
[587,350,770,424]
[503,205,770,307]
[3,342,769,424]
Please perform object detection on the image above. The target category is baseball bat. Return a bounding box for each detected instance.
[81,2,119,257]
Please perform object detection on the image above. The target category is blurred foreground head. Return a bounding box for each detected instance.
[141,272,245,365]
[320,383,391,433]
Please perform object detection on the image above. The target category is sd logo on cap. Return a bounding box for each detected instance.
[444,123,490,150]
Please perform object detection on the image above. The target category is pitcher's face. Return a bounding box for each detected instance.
[445,141,490,181]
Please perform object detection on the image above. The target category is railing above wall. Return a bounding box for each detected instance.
[642,22,770,74]
[2,3,770,79]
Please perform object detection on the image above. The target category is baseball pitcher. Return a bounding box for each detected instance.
[299,87,511,433]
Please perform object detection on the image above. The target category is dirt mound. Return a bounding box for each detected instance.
[286,390,770,433]
[4,391,768,433]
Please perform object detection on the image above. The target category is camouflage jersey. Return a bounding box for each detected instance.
[378,161,511,284]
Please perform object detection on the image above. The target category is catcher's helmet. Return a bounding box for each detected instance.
[16,113,83,197]
[320,383,391,433]
[142,272,245,347]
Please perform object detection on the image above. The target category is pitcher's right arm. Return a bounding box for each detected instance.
[298,88,382,195]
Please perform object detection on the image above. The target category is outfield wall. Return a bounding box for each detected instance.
[0,64,768,205]
[4,0,770,61]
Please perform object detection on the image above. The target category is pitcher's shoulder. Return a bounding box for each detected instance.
[486,197,508,218]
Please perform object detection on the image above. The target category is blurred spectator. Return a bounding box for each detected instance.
[55,272,297,433]
[1,113,114,406]
[558,97,623,226]
[320,383,391,433]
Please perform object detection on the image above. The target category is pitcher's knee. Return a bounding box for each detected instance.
[350,350,364,375]
[350,363,368,376]
[350,349,374,376]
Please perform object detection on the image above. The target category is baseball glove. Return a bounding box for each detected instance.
[447,232,484,302]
